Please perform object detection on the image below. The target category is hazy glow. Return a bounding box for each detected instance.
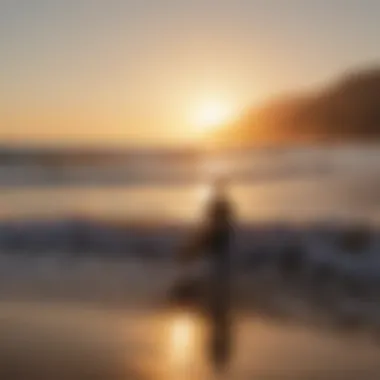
[171,316,193,356]
[196,183,214,205]
[162,313,204,380]
[2,1,379,145]
[167,314,198,374]
[194,100,233,132]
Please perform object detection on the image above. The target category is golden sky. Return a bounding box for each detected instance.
[1,1,380,146]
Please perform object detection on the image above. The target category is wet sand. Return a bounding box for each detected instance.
[1,300,380,380]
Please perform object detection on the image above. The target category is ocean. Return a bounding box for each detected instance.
[0,144,379,379]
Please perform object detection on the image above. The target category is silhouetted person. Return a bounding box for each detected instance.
[203,177,234,371]
[171,177,235,371]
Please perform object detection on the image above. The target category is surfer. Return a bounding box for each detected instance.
[204,177,234,371]
[171,176,235,371]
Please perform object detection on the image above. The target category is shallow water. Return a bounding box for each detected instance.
[0,253,379,379]
[1,301,380,380]
[1,145,379,224]
[1,174,379,225]
[0,145,379,379]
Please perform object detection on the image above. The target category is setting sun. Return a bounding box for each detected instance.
[194,100,233,132]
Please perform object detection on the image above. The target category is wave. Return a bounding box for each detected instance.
[0,218,379,338]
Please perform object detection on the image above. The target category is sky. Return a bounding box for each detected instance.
[1,0,380,147]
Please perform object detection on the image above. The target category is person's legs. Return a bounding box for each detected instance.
[207,255,232,371]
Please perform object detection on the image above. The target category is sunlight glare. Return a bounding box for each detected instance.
[197,183,214,205]
[168,313,198,367]
[163,312,205,380]
[171,316,193,356]
[194,99,233,132]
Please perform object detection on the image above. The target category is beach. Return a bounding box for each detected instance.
[1,299,380,380]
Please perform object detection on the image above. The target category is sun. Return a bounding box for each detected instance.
[194,100,233,132]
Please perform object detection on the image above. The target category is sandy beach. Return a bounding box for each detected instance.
[1,299,380,380]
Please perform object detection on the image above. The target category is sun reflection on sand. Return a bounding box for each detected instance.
[169,314,195,363]
[164,312,205,380]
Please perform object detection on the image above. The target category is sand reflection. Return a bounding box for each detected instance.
[163,312,205,380]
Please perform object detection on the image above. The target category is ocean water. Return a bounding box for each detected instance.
[0,145,379,224]
[0,145,379,379]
